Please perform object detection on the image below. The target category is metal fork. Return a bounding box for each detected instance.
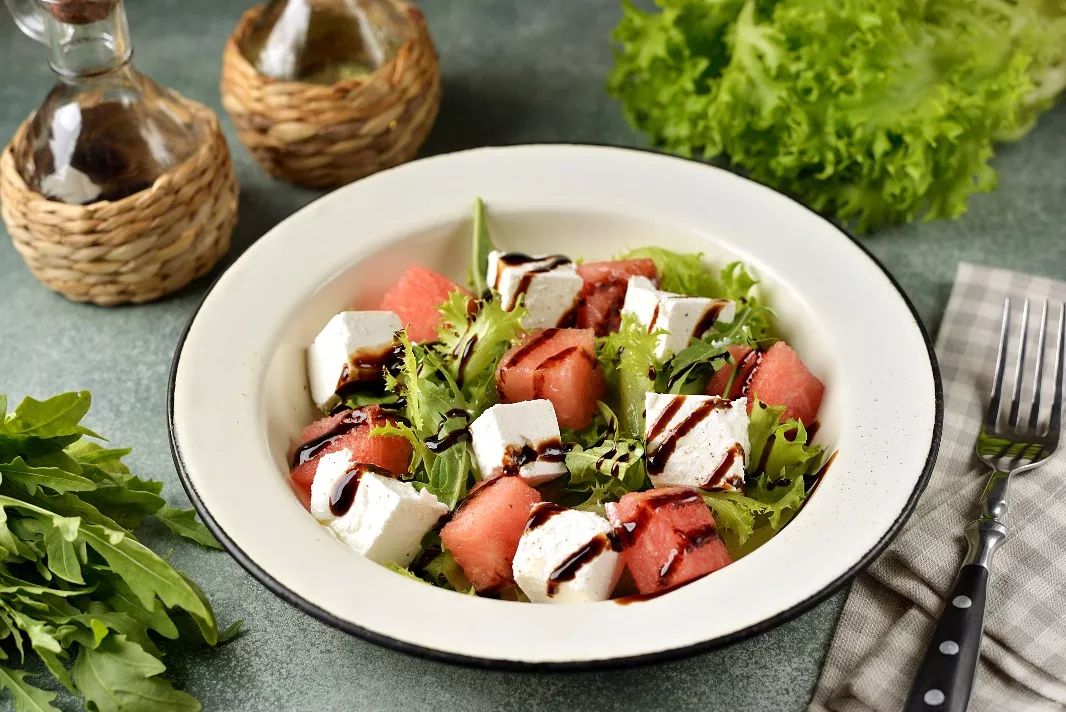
[904,298,1065,712]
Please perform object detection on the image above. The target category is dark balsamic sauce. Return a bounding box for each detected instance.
[739,350,766,397]
[334,344,401,397]
[691,300,731,339]
[495,253,573,310]
[546,534,613,597]
[804,450,838,493]
[290,408,370,467]
[701,443,747,491]
[500,438,566,477]
[646,399,731,476]
[525,502,566,531]
[646,397,684,444]
[329,467,362,517]
[425,410,472,454]
[532,346,583,399]
[755,433,777,475]
[452,335,479,380]
[610,488,702,548]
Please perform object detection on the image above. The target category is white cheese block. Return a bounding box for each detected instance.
[486,250,584,330]
[644,392,749,492]
[309,448,356,523]
[306,311,402,411]
[468,400,568,485]
[513,504,622,604]
[621,276,736,359]
[320,469,447,567]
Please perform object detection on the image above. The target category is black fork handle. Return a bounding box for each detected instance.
[904,519,1005,712]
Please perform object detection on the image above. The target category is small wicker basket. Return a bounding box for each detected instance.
[0,96,238,306]
[220,1,441,189]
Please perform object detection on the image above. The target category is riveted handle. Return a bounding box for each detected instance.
[904,564,989,712]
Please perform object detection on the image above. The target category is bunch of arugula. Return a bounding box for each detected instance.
[0,391,238,712]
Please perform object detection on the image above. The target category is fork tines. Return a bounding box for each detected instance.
[988,297,1066,438]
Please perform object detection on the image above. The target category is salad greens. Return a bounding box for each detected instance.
[0,391,238,712]
[360,200,829,584]
[608,0,1066,231]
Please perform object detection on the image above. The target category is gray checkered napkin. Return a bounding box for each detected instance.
[809,263,1066,712]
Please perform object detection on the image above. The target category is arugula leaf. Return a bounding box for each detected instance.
[0,396,7,424]
[470,197,494,294]
[105,578,178,641]
[152,507,221,551]
[44,521,84,584]
[73,634,200,712]
[424,443,473,511]
[618,247,718,297]
[78,487,166,531]
[0,458,97,495]
[4,393,94,440]
[0,666,59,712]
[599,314,663,438]
[76,524,210,627]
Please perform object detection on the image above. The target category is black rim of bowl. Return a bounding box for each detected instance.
[167,145,944,672]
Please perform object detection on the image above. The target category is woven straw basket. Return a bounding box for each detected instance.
[220,1,441,189]
[0,96,238,306]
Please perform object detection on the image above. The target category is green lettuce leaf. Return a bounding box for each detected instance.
[617,247,718,297]
[435,290,526,415]
[609,0,1066,231]
[599,314,664,438]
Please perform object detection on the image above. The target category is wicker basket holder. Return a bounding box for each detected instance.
[220,1,441,189]
[0,97,238,306]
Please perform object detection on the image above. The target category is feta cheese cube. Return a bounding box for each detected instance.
[621,276,736,359]
[313,466,447,567]
[309,448,356,523]
[644,392,749,492]
[513,503,622,603]
[487,251,584,330]
[307,311,402,411]
[468,400,568,485]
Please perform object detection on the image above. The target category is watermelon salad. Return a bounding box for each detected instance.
[291,199,829,603]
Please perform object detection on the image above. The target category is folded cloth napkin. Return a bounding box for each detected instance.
[810,263,1066,712]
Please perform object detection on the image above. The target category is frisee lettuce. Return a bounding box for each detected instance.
[0,391,237,712]
[598,314,664,439]
[701,398,825,555]
[609,0,1066,231]
[435,291,526,417]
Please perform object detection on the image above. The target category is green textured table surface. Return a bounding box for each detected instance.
[1,1,1064,710]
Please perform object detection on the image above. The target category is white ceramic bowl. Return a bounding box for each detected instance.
[169,145,941,669]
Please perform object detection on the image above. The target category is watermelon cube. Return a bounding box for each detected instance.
[745,342,824,425]
[289,405,412,506]
[706,344,758,400]
[576,259,658,336]
[496,328,606,430]
[379,265,473,343]
[607,487,731,595]
[440,476,543,592]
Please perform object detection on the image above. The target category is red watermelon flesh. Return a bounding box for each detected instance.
[608,487,732,595]
[576,259,658,336]
[288,405,412,506]
[496,328,605,429]
[745,342,824,425]
[440,476,543,592]
[706,344,757,400]
[379,265,473,343]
